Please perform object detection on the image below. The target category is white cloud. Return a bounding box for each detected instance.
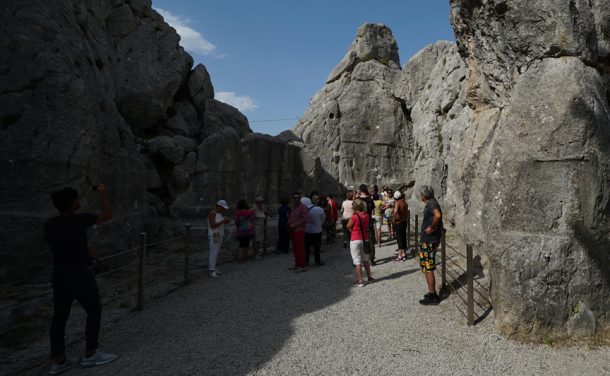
[216,92,259,112]
[155,8,217,56]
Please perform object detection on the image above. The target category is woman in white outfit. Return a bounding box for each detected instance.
[208,200,231,278]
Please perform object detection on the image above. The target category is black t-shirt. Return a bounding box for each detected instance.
[420,198,443,244]
[360,195,374,217]
[44,213,98,272]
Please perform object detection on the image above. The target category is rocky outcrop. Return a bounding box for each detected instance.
[297,11,608,341]
[450,0,610,340]
[2,0,607,343]
[397,42,469,223]
[295,24,414,190]
[0,0,312,282]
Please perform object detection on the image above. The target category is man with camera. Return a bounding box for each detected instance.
[44,184,117,374]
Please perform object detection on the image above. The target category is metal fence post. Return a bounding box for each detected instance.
[137,232,147,311]
[467,243,474,326]
[263,216,267,255]
[441,229,447,293]
[184,224,192,285]
[406,211,411,250]
[414,214,419,248]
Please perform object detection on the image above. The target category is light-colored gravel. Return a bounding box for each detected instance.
[29,240,610,376]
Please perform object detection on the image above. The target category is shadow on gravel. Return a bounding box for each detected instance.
[88,243,358,376]
[373,268,419,282]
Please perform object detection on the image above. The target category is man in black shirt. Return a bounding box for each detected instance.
[418,185,443,305]
[44,185,117,374]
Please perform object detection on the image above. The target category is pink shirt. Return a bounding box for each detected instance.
[350,212,369,241]
[288,203,308,232]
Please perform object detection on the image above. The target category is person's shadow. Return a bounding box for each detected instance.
[83,242,356,376]
[373,268,418,282]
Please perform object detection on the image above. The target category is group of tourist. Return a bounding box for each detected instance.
[42,181,443,374]
[207,197,269,278]
[204,183,443,302]
[207,192,340,276]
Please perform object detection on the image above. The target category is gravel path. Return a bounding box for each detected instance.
[32,240,609,376]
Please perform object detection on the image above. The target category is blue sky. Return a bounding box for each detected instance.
[152,1,455,135]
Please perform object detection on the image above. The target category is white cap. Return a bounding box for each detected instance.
[393,191,402,199]
[216,200,229,209]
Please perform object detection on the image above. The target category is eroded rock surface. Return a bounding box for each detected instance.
[450,0,610,339]
[0,0,310,281]
[295,23,414,190]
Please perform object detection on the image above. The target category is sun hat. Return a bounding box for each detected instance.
[255,196,264,203]
[216,199,229,209]
[393,191,402,199]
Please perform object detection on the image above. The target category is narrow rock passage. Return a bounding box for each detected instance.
[47,241,608,376]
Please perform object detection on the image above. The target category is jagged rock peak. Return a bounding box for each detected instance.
[326,23,400,83]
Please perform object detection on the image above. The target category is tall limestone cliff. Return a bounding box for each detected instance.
[449,0,610,339]
[294,24,414,191]
[297,12,609,340]
[1,0,607,342]
[0,0,311,281]
[295,24,470,222]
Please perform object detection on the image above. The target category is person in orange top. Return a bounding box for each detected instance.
[393,191,409,261]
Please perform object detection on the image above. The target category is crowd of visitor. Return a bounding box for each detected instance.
[205,183,442,303]
[43,182,443,374]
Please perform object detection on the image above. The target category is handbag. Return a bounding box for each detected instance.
[356,213,371,254]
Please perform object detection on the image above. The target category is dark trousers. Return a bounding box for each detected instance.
[341,219,350,244]
[368,223,376,261]
[50,271,102,357]
[277,224,290,253]
[394,221,408,250]
[304,232,322,265]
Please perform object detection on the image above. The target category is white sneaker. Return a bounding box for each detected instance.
[80,351,118,367]
[215,269,222,275]
[210,271,218,278]
[48,356,78,374]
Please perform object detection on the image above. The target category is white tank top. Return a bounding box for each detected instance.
[208,211,224,237]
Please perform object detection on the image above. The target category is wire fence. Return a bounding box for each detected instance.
[0,225,194,337]
[406,213,492,326]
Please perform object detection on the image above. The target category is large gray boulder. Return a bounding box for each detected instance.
[481,57,610,339]
[170,132,310,217]
[0,0,168,279]
[296,23,413,190]
[188,64,215,116]
[449,0,601,108]
[399,42,470,222]
[450,0,610,340]
[327,23,400,84]
[110,5,193,131]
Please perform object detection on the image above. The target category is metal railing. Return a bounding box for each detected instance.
[404,213,491,326]
[438,230,492,326]
[0,224,193,333]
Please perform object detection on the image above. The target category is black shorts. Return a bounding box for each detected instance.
[236,235,252,248]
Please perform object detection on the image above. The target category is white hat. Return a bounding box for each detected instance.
[393,191,402,199]
[216,200,229,209]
